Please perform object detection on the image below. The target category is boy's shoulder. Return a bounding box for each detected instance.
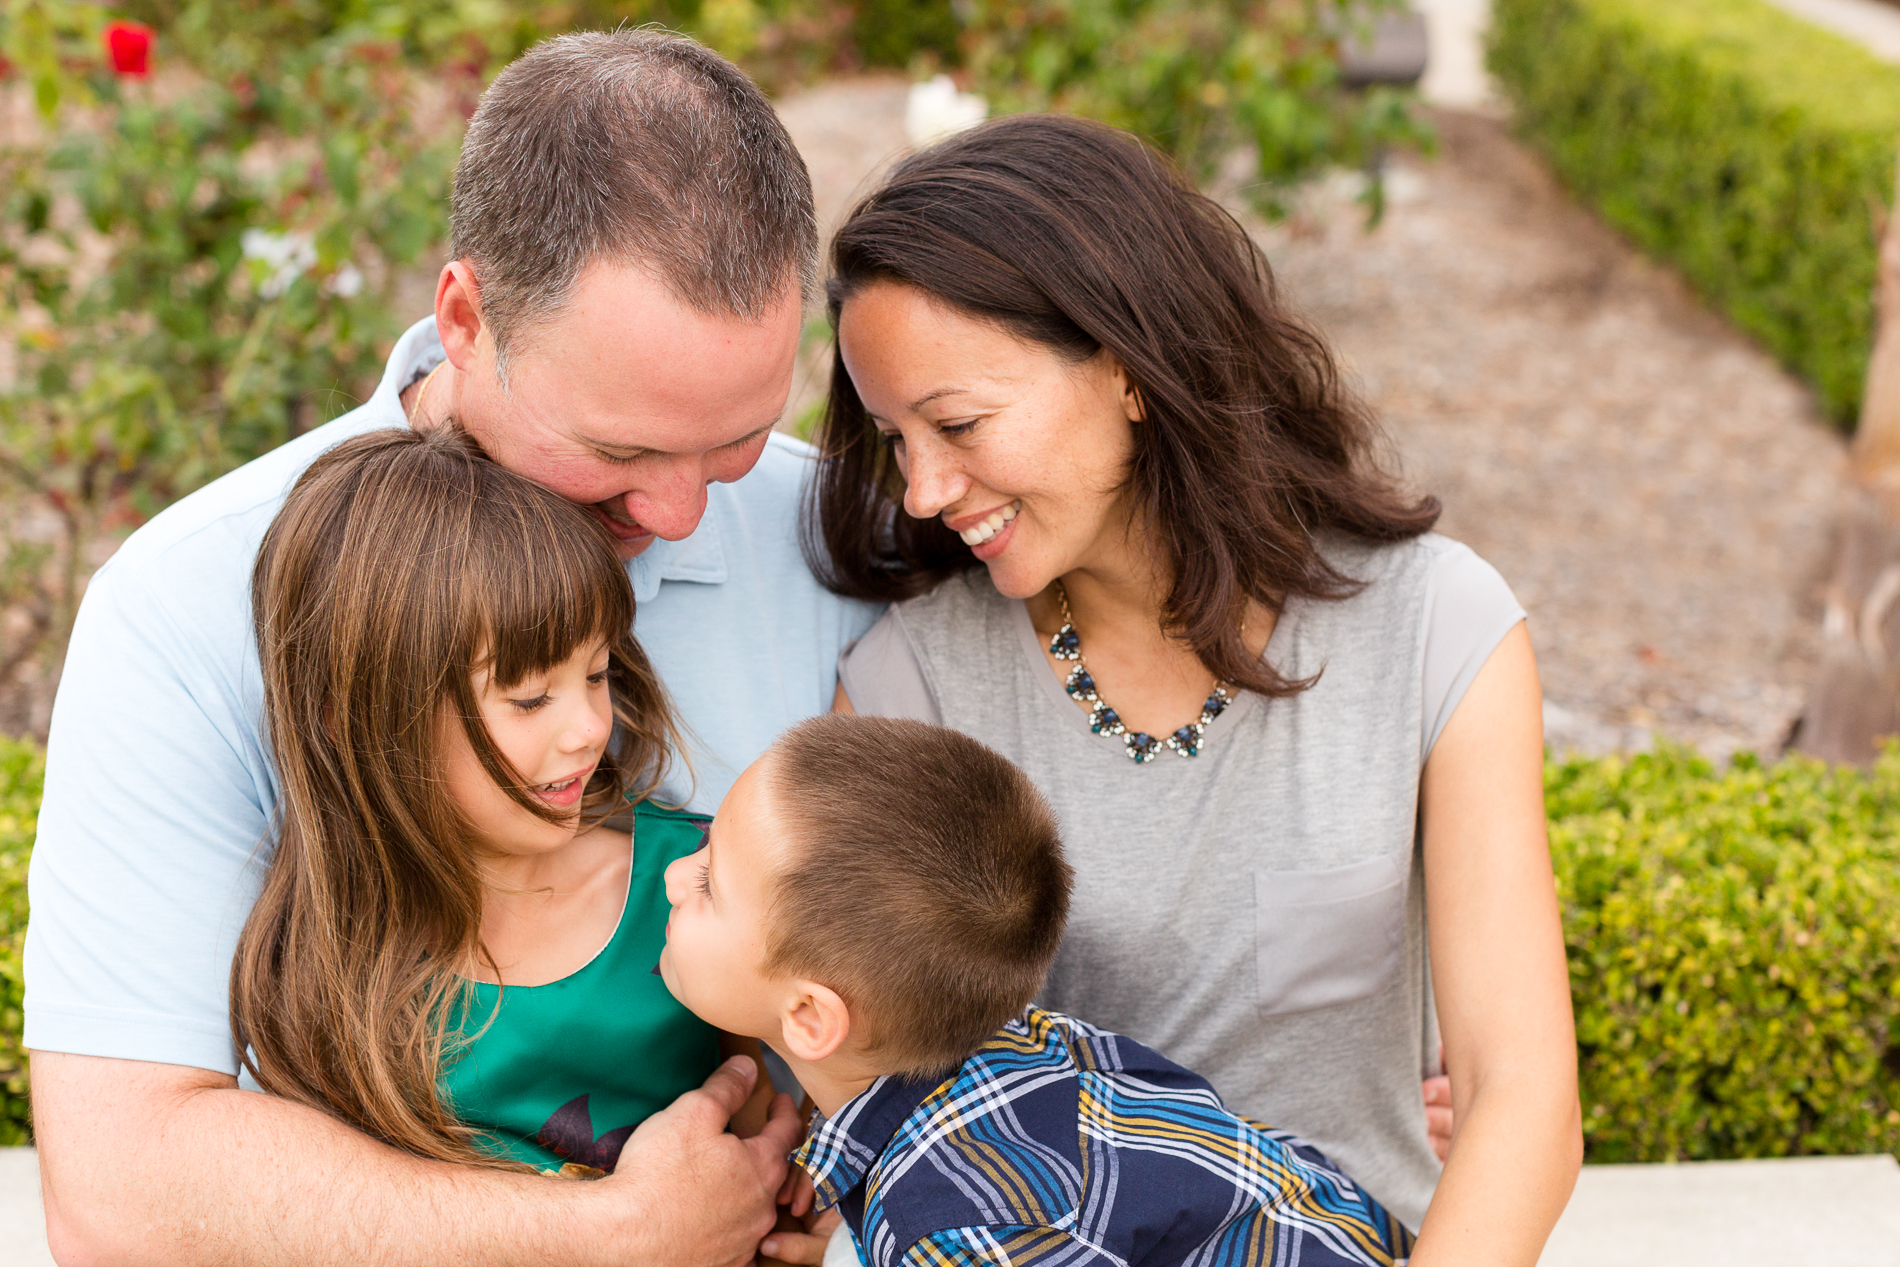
[863,1009,1220,1248]
[861,1009,1411,1267]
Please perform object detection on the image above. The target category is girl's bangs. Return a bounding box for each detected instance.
[467,501,634,687]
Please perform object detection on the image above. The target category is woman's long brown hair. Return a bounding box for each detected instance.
[231,426,675,1166]
[806,113,1441,698]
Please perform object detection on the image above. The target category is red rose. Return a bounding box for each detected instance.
[104,21,153,78]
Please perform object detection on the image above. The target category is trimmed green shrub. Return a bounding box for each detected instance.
[0,737,42,1146]
[1553,744,1900,1161]
[1488,0,1900,425]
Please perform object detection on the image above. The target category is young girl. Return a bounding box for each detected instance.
[229,426,775,1173]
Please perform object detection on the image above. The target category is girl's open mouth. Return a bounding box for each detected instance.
[531,771,591,809]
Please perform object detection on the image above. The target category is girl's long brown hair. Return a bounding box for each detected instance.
[806,113,1440,698]
[231,426,675,1166]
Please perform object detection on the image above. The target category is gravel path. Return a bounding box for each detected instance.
[777,84,1854,758]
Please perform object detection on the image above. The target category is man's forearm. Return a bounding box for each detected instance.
[34,1052,636,1267]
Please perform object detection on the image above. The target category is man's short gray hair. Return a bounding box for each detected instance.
[450,29,817,375]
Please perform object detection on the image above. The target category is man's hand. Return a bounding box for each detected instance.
[1423,1074,1453,1163]
[611,1056,803,1267]
[33,1049,801,1267]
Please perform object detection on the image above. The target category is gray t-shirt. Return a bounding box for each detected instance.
[838,531,1523,1229]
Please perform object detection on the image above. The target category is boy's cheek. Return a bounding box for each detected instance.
[656,942,690,1005]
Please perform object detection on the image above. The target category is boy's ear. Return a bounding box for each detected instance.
[778,979,853,1063]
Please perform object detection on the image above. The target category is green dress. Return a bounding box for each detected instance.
[440,800,719,1173]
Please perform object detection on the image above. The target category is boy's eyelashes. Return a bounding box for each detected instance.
[695,863,712,898]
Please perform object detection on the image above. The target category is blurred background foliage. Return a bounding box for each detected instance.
[0,0,1418,698]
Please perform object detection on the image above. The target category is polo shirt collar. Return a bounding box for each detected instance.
[792,1072,944,1212]
[625,509,727,603]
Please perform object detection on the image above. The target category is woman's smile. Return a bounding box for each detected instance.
[951,499,1022,557]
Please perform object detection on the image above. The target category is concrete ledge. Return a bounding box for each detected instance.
[1760,0,1900,61]
[6,1146,1899,1265]
[1540,1154,1900,1266]
[0,1149,51,1267]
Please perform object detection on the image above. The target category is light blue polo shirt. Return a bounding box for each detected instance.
[24,317,882,1074]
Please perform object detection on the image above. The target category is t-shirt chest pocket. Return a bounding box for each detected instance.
[1253,851,1408,1017]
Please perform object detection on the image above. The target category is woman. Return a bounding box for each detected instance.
[808,114,1580,1262]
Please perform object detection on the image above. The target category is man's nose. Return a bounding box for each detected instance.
[622,459,712,541]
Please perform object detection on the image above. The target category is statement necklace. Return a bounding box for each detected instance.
[1048,582,1231,763]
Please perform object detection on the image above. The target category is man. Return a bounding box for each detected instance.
[25,31,877,1266]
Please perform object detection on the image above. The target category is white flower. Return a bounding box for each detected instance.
[241,228,317,299]
[904,75,987,149]
[325,261,364,299]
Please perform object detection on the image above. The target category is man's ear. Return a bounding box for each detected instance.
[434,261,487,373]
[777,979,853,1064]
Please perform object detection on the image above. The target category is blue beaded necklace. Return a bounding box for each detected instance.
[1048,582,1231,763]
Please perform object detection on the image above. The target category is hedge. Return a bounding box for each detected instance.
[3,741,1899,1162]
[0,736,40,1146]
[1556,745,1900,1160]
[1488,0,1900,425]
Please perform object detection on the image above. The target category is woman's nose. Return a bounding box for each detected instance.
[901,436,970,521]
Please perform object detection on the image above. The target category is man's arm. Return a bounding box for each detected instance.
[35,1050,800,1267]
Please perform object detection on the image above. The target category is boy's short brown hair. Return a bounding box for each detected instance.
[762,715,1071,1075]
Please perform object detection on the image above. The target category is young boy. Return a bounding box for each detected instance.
[658,714,1414,1267]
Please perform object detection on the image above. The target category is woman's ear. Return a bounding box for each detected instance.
[1109,357,1146,423]
[777,979,854,1063]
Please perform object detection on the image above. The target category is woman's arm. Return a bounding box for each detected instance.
[1411,622,1581,1264]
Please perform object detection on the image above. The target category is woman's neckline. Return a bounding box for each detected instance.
[1006,593,1292,754]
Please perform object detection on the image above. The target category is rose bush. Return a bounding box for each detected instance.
[0,1,466,698]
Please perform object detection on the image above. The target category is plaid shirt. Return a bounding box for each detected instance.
[792,1007,1414,1267]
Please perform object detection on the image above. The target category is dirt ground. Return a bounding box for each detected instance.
[776,82,1853,760]
[1255,112,1849,760]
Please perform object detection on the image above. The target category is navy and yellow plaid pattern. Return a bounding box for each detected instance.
[793,1007,1413,1267]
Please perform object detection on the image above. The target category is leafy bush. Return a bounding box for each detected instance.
[0,1,464,685]
[961,0,1429,206]
[851,0,957,68]
[0,737,43,1146]
[1488,0,1900,425]
[1552,744,1900,1161]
